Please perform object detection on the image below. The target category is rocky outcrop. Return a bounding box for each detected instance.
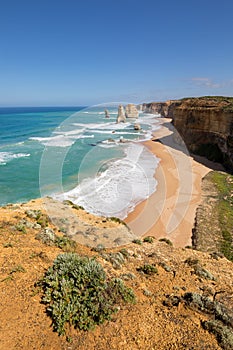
[137,104,143,111]
[144,97,233,172]
[105,109,110,118]
[116,105,126,123]
[125,104,139,118]
[134,123,141,130]
[142,100,182,117]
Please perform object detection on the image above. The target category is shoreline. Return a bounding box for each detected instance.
[125,119,211,247]
[0,115,219,248]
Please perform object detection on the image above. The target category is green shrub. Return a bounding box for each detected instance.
[35,228,56,246]
[91,244,105,253]
[119,248,130,258]
[183,291,233,349]
[202,320,233,350]
[159,262,172,272]
[143,236,154,243]
[137,264,158,275]
[40,253,135,335]
[107,278,136,304]
[184,257,200,266]
[193,265,216,281]
[72,204,84,210]
[132,239,142,245]
[63,200,74,206]
[35,229,76,251]
[55,236,77,252]
[62,199,84,210]
[10,265,26,274]
[25,209,42,219]
[159,238,173,246]
[25,209,50,227]
[3,242,13,248]
[184,258,215,280]
[101,252,126,269]
[15,223,27,234]
[107,217,127,226]
[36,216,49,228]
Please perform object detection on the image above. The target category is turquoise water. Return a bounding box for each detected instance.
[0,107,83,204]
[0,105,160,218]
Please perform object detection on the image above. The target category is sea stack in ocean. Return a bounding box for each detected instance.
[105,109,110,118]
[125,104,139,118]
[116,105,126,123]
[134,123,141,130]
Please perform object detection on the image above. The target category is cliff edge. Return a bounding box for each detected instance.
[0,197,232,349]
[143,96,233,172]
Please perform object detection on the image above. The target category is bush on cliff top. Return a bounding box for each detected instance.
[40,253,135,335]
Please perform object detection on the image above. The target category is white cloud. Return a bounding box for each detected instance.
[190,77,220,88]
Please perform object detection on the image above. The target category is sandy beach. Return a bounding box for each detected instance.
[125,119,211,247]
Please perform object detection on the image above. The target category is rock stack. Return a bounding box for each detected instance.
[125,104,139,118]
[134,123,141,130]
[105,109,110,118]
[116,105,126,123]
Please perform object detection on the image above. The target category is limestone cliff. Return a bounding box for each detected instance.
[143,97,233,172]
[125,104,139,118]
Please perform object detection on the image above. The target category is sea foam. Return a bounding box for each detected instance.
[0,152,30,165]
[53,143,159,219]
[30,134,94,147]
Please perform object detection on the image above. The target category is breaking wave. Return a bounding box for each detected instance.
[0,152,30,165]
[53,143,159,219]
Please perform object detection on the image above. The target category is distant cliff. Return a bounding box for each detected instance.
[143,97,233,172]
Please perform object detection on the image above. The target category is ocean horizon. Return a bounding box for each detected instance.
[0,105,161,218]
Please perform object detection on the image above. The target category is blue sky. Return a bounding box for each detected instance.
[0,0,233,106]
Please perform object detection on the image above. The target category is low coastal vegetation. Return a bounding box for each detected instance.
[181,96,233,111]
[107,216,128,226]
[193,171,233,262]
[159,237,173,246]
[143,236,154,243]
[163,291,233,349]
[0,206,232,349]
[184,257,216,280]
[211,172,233,261]
[132,238,142,245]
[203,96,233,111]
[35,228,77,252]
[136,264,158,275]
[39,253,135,336]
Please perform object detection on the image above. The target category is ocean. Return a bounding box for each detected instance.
[0,105,160,218]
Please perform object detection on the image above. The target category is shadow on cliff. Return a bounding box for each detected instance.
[152,120,190,155]
[153,121,226,172]
[191,154,225,172]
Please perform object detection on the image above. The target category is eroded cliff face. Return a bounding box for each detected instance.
[125,103,139,118]
[143,97,233,172]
